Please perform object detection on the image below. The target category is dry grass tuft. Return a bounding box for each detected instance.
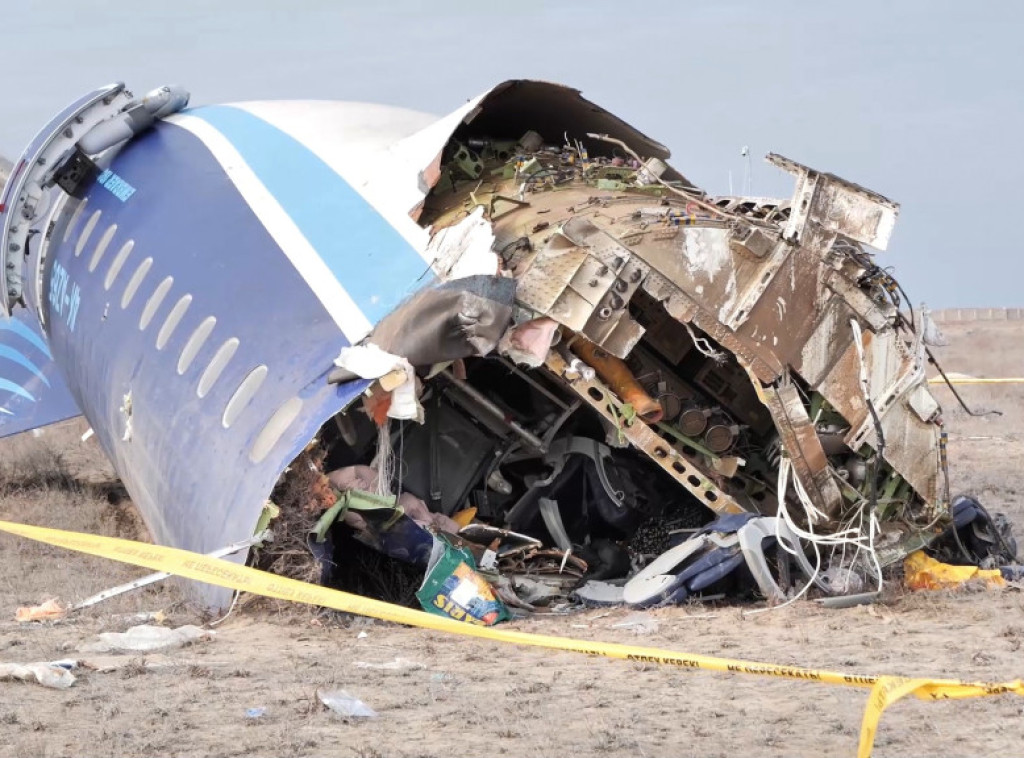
[0,421,181,614]
[0,431,82,495]
[253,448,328,585]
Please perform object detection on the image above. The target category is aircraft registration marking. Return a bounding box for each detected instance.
[49,261,81,333]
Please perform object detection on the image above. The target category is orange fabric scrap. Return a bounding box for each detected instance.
[362,386,392,426]
[16,598,67,622]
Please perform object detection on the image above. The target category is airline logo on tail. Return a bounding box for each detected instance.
[0,313,79,435]
[0,317,53,412]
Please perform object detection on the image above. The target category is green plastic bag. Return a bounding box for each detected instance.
[416,536,510,626]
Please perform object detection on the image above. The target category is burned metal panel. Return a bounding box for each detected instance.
[513,217,649,357]
[721,233,793,330]
[642,271,783,383]
[860,329,917,407]
[544,350,747,516]
[799,297,858,387]
[817,341,871,433]
[623,223,790,336]
[767,153,899,251]
[413,87,947,584]
[762,384,844,520]
[823,269,892,332]
[629,226,738,319]
[872,402,941,504]
[731,239,830,369]
[804,320,942,502]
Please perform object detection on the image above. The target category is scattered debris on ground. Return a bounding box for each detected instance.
[2,316,1021,757]
[0,660,76,689]
[316,688,378,720]
[352,657,424,672]
[78,624,213,654]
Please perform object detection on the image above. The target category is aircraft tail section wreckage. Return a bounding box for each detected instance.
[1,80,1017,615]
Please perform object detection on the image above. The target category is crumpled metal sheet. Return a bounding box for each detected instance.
[513,217,648,358]
[362,275,516,369]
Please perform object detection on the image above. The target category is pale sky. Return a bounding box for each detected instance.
[3,0,1021,307]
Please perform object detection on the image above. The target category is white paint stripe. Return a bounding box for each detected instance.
[228,101,434,258]
[168,114,372,343]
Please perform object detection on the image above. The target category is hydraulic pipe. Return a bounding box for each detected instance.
[570,339,664,423]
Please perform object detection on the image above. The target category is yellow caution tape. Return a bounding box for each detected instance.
[1,518,1021,758]
[928,377,1024,385]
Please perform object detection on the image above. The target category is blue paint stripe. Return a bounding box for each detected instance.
[0,317,52,358]
[188,105,433,325]
[0,346,50,386]
[0,378,34,402]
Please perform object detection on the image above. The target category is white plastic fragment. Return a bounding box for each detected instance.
[317,688,378,719]
[611,613,660,635]
[111,611,168,624]
[78,624,213,653]
[0,660,77,689]
[574,580,626,606]
[352,657,424,672]
[78,653,200,673]
[425,206,499,279]
[334,344,420,421]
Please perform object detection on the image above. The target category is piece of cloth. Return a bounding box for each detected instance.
[326,466,460,534]
[15,598,66,622]
[334,346,421,422]
[498,317,560,367]
[904,550,1006,590]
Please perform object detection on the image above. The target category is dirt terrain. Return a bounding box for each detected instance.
[1,318,1022,758]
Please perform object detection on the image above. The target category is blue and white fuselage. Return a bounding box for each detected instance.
[0,86,495,603]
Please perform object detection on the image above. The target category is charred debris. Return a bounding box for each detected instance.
[266,83,1015,618]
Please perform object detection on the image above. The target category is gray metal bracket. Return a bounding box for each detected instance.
[1,83,131,314]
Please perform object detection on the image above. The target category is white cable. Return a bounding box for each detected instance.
[209,590,239,627]
[372,421,396,499]
[768,454,883,606]
[849,318,873,406]
[849,318,885,593]
[745,459,822,615]
[683,322,726,364]
[752,323,889,610]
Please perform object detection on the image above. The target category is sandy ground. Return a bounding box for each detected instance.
[1,320,1022,758]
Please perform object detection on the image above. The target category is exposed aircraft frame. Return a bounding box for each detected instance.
[0,80,952,608]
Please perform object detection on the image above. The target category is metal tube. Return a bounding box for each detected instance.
[496,358,570,409]
[439,371,546,451]
[68,530,270,612]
